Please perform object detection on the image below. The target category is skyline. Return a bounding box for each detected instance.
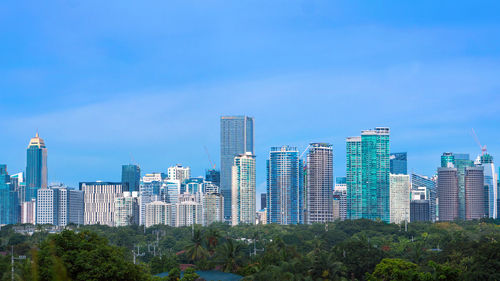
[2,1,500,195]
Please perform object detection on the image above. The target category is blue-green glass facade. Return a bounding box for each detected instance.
[440,152,473,219]
[26,134,47,201]
[266,146,303,224]
[121,164,140,192]
[0,165,19,224]
[346,137,362,219]
[390,152,407,174]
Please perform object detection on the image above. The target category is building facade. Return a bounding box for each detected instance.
[437,167,459,221]
[0,165,19,225]
[145,201,174,227]
[267,146,303,224]
[390,152,407,175]
[168,164,191,183]
[465,166,486,220]
[220,116,254,221]
[114,192,140,226]
[80,182,123,226]
[480,154,497,218]
[306,143,334,223]
[26,133,48,201]
[411,173,437,222]
[203,192,224,226]
[389,174,410,224]
[231,152,256,225]
[122,164,140,192]
[346,137,362,219]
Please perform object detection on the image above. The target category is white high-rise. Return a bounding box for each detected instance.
[168,164,191,183]
[176,193,202,227]
[389,174,410,224]
[231,152,256,226]
[145,201,174,227]
[203,192,224,226]
[80,182,123,226]
[114,191,140,226]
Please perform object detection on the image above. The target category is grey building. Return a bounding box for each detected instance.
[465,166,486,220]
[306,143,334,223]
[437,167,459,221]
[121,164,140,192]
[220,116,254,221]
[410,200,430,222]
[411,173,437,222]
[261,193,266,209]
[390,152,407,175]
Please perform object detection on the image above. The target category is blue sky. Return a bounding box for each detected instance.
[1,1,500,196]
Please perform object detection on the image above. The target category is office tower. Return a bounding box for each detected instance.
[0,165,19,225]
[176,194,202,227]
[139,173,165,225]
[145,201,174,227]
[36,188,58,225]
[67,189,84,225]
[390,152,407,175]
[204,182,220,194]
[122,164,140,192]
[333,190,347,221]
[267,146,303,224]
[21,199,36,224]
[437,167,459,221]
[231,152,256,225]
[346,136,362,219]
[184,177,204,194]
[168,164,191,183]
[410,200,430,222]
[114,192,140,226]
[205,169,220,188]
[80,182,123,226]
[454,154,474,220]
[221,116,254,220]
[26,133,48,201]
[389,174,410,224]
[411,173,437,222]
[203,192,224,226]
[260,193,267,209]
[465,166,486,220]
[480,154,497,218]
[306,143,334,223]
[441,152,455,168]
[162,180,181,204]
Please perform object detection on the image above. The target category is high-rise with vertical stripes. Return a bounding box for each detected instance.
[220,116,254,221]
[306,143,333,223]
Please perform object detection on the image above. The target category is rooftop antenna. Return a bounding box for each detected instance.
[471,128,487,155]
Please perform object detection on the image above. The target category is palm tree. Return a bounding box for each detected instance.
[205,228,221,255]
[217,238,242,272]
[185,229,208,262]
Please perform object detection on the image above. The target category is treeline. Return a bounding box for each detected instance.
[1,219,500,280]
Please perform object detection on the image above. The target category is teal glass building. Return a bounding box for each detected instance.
[347,127,390,222]
[26,133,48,201]
[122,164,141,192]
[0,165,19,224]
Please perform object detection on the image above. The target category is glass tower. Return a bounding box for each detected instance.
[121,164,140,192]
[361,127,390,222]
[220,116,254,221]
[390,152,407,174]
[411,173,437,222]
[480,154,497,218]
[26,133,48,201]
[346,137,362,219]
[267,146,303,224]
[0,165,19,224]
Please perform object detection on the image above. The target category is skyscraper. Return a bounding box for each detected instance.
[221,116,254,220]
[231,152,256,225]
[114,192,140,226]
[465,166,486,220]
[346,137,362,219]
[26,133,48,201]
[176,193,202,227]
[411,173,437,222]
[203,192,224,226]
[145,201,174,227]
[390,152,407,175]
[453,154,474,220]
[306,143,333,223]
[267,146,303,224]
[437,167,459,221]
[0,165,19,225]
[480,154,497,218]
[260,193,267,209]
[122,164,140,192]
[389,174,410,224]
[205,169,220,188]
[168,164,191,183]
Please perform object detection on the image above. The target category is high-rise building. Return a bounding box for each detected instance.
[465,166,486,220]
[437,167,459,221]
[80,182,123,226]
[221,116,254,221]
[410,200,430,222]
[36,188,59,225]
[480,154,497,218]
[138,173,165,225]
[145,201,174,227]
[390,152,407,175]
[454,154,474,220]
[389,174,410,224]
[114,192,140,226]
[168,164,191,183]
[306,143,334,223]
[36,185,79,226]
[333,190,347,221]
[205,169,220,188]
[256,209,267,224]
[346,137,362,220]
[441,152,455,168]
[176,194,202,227]
[260,193,267,210]
[26,133,48,201]
[0,165,19,225]
[231,152,256,225]
[67,189,84,225]
[267,146,303,224]
[411,173,437,222]
[203,192,224,226]
[21,199,36,224]
[122,164,140,192]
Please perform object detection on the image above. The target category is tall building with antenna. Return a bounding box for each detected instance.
[26,133,48,201]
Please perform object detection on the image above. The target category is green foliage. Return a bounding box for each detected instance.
[180,267,199,281]
[167,267,180,281]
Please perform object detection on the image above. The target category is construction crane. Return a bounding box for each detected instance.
[204,146,216,169]
[300,144,311,160]
[471,128,487,155]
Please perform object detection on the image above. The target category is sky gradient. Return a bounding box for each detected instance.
[1,1,500,196]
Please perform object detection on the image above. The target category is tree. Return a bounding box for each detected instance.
[217,238,242,272]
[180,267,199,281]
[185,229,208,262]
[367,258,430,281]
